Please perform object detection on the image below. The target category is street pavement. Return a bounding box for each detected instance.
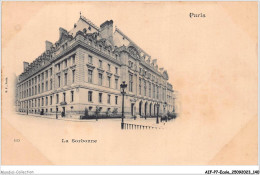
[17,112,171,129]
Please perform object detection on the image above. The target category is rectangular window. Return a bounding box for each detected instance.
[46,97,48,106]
[149,82,151,97]
[108,64,110,71]
[88,91,92,102]
[72,70,75,83]
[73,56,75,64]
[156,86,159,99]
[50,79,52,90]
[115,78,118,89]
[99,60,102,68]
[65,59,67,67]
[46,81,48,91]
[42,97,44,106]
[35,86,37,95]
[99,93,102,103]
[38,84,40,93]
[58,64,60,71]
[88,70,93,83]
[64,73,68,85]
[115,67,118,74]
[139,78,142,95]
[129,74,133,92]
[58,76,61,87]
[50,68,53,76]
[153,84,155,98]
[46,70,48,79]
[115,96,118,105]
[71,91,74,102]
[63,93,66,102]
[107,94,111,104]
[42,83,44,93]
[56,94,59,104]
[144,80,146,96]
[108,76,111,88]
[50,96,52,105]
[41,73,44,81]
[98,73,103,86]
[88,55,93,64]
[38,99,40,107]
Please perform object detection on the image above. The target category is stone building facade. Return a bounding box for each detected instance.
[16,15,175,118]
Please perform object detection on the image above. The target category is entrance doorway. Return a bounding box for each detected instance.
[62,107,66,117]
[139,101,142,116]
[150,103,152,116]
[144,102,147,116]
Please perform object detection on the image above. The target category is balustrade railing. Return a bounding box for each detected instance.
[121,123,163,130]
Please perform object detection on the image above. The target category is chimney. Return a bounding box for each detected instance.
[45,40,53,51]
[59,27,68,38]
[100,20,114,45]
[23,62,29,72]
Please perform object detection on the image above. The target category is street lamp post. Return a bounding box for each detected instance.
[56,106,58,119]
[156,102,159,124]
[120,81,127,130]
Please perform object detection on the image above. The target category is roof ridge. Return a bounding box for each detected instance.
[115,27,150,57]
[80,15,100,31]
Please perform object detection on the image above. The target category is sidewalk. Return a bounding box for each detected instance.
[17,112,95,122]
[17,112,172,126]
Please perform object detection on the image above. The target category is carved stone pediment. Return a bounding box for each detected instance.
[86,64,95,70]
[63,68,68,73]
[70,65,76,70]
[97,67,104,74]
[128,70,134,75]
[114,74,120,79]
[106,71,112,77]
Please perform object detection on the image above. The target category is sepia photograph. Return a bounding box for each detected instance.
[1,1,258,174]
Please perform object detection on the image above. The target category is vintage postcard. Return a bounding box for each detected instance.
[1,1,258,169]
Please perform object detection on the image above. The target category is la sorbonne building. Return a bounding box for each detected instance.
[16,15,176,118]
